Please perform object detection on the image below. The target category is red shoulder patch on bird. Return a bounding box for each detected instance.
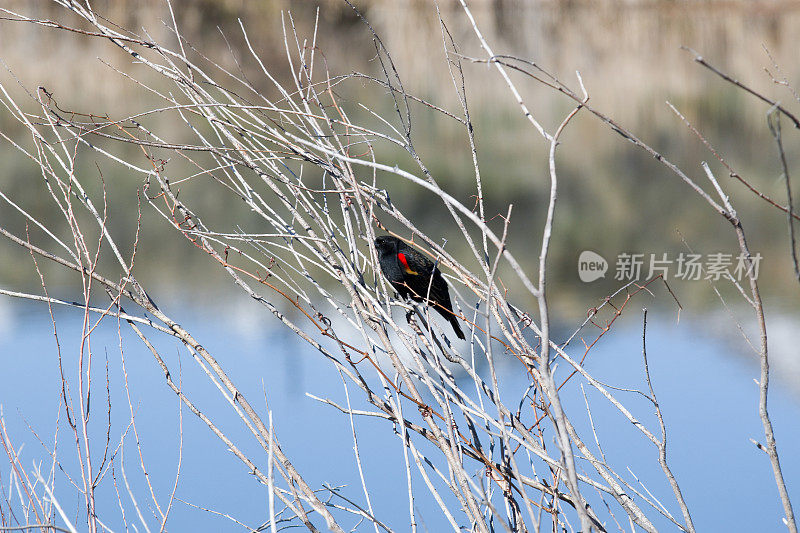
[397,252,418,275]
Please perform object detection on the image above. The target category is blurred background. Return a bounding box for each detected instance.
[3,1,800,308]
[0,1,799,531]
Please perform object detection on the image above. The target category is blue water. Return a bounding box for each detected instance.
[0,299,797,531]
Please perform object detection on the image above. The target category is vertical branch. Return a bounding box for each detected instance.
[641,309,695,533]
[766,110,800,283]
[536,91,592,531]
[702,163,796,533]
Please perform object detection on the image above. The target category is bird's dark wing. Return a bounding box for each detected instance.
[429,268,454,312]
[396,245,434,275]
[425,268,465,339]
[394,245,432,300]
[396,244,465,339]
[405,260,453,311]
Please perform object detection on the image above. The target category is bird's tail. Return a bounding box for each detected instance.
[449,314,465,340]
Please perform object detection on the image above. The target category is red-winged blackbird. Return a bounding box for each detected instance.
[375,235,465,340]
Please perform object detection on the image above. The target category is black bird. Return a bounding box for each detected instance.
[374,235,465,340]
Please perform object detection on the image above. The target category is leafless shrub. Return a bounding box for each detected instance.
[0,1,796,532]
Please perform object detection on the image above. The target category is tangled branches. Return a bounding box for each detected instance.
[0,2,795,532]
